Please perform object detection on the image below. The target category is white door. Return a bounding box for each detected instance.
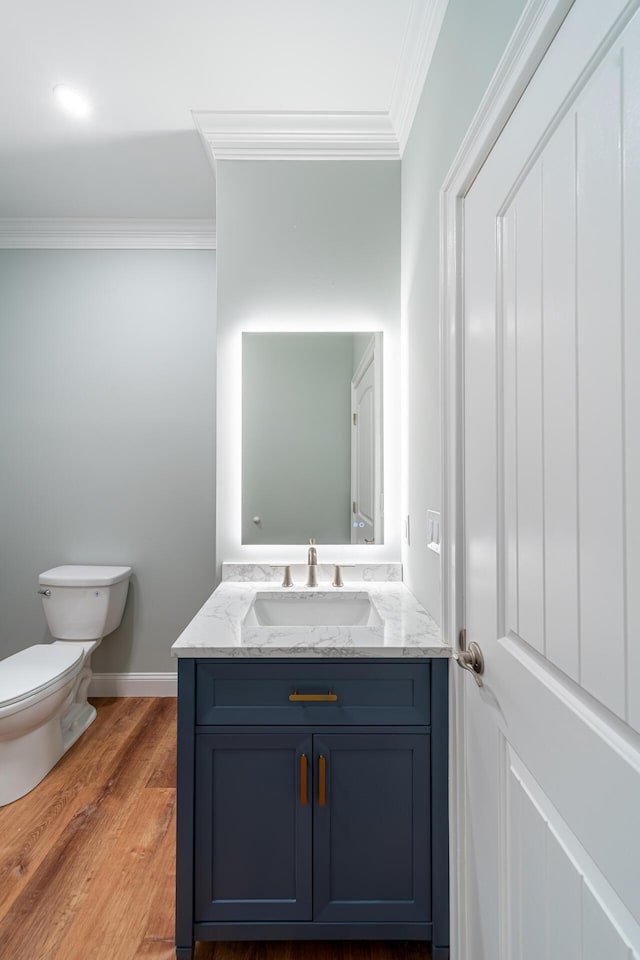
[351,336,382,544]
[462,1,640,958]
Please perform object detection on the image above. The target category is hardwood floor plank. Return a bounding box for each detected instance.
[0,699,170,960]
[141,790,178,944]
[0,697,140,916]
[146,734,177,788]
[144,699,177,790]
[136,939,177,960]
[96,700,177,813]
[49,788,175,960]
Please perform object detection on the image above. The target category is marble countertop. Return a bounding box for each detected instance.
[171,579,450,659]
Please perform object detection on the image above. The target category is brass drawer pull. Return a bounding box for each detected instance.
[289,691,338,702]
[318,755,327,807]
[300,754,308,806]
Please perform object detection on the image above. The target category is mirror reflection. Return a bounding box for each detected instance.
[242,332,383,545]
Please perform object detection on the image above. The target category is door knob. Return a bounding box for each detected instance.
[455,629,484,686]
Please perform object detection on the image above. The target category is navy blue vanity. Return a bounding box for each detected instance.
[175,657,449,959]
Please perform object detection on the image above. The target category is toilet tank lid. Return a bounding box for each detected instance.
[39,565,132,587]
[0,644,83,708]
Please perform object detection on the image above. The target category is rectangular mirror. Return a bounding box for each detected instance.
[242,332,383,545]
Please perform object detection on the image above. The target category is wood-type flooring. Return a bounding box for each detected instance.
[0,697,430,960]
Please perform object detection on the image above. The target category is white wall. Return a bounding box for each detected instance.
[216,159,401,570]
[0,250,216,673]
[401,0,529,623]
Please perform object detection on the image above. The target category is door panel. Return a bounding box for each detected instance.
[503,739,638,959]
[463,1,640,957]
[540,117,579,681]
[512,165,544,654]
[194,733,312,922]
[625,16,640,732]
[496,3,635,716]
[313,734,430,923]
[575,44,626,714]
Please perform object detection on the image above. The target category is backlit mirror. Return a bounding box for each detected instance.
[242,332,383,545]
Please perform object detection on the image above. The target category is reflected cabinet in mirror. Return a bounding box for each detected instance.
[242,332,383,545]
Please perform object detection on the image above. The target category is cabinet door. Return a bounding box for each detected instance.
[313,734,430,923]
[194,733,312,922]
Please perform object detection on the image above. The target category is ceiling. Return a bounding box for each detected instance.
[0,0,442,220]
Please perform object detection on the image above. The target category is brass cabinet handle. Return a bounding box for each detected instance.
[289,691,338,702]
[300,754,308,806]
[318,755,327,807]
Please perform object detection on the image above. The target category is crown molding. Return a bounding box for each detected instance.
[389,0,450,153]
[192,3,449,164]
[192,111,400,161]
[0,218,216,249]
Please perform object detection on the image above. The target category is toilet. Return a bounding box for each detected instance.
[0,564,132,806]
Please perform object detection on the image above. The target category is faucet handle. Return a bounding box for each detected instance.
[270,564,294,587]
[332,563,354,588]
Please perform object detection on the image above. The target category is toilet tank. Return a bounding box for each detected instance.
[39,565,132,640]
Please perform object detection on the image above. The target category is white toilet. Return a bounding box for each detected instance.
[0,564,132,806]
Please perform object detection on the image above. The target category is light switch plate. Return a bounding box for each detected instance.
[404,515,411,545]
[427,510,441,555]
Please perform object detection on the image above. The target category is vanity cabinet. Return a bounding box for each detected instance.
[176,659,449,960]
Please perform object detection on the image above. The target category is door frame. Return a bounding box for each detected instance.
[438,1,575,956]
[351,333,383,543]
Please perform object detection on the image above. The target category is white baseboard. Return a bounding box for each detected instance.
[89,672,177,697]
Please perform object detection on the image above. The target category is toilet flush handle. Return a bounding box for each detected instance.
[38,588,52,598]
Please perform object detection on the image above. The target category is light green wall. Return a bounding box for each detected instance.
[216,161,400,328]
[242,333,353,545]
[216,159,401,565]
[0,250,216,673]
[401,0,529,622]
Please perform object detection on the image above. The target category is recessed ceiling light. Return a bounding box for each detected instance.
[53,84,92,119]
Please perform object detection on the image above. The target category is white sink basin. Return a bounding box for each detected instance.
[244,591,382,628]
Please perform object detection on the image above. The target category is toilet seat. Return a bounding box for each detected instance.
[0,644,83,712]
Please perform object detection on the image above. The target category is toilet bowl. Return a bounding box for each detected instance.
[0,644,84,806]
[0,564,132,806]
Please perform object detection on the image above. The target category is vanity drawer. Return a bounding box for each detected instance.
[195,661,430,726]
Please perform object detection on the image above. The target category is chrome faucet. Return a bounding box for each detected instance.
[306,538,318,587]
